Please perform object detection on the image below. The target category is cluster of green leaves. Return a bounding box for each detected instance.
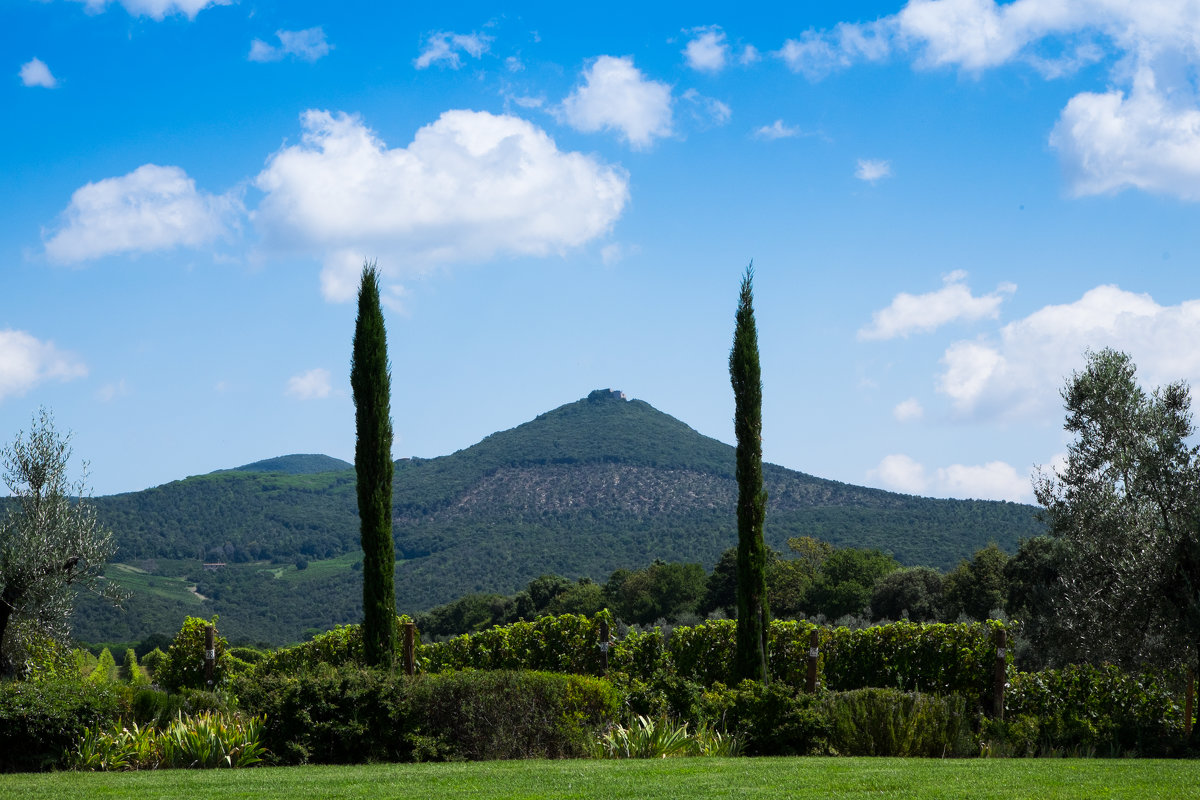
[593,714,743,758]
[233,665,620,764]
[154,616,231,693]
[0,678,125,772]
[71,711,266,770]
[996,664,1186,755]
[822,620,1007,701]
[822,688,976,757]
[423,613,609,675]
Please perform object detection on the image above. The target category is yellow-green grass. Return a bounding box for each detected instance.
[104,564,203,606]
[6,757,1200,799]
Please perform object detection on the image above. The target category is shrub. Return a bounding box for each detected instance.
[234,665,620,764]
[1000,664,1184,756]
[87,648,117,684]
[823,688,976,757]
[699,680,830,756]
[156,617,229,692]
[70,712,266,771]
[409,670,620,760]
[0,678,125,772]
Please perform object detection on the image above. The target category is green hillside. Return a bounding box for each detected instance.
[72,389,1043,645]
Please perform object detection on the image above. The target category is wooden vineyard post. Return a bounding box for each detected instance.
[993,627,1007,720]
[403,622,416,677]
[598,619,611,675]
[204,624,215,689]
[806,629,820,694]
[1187,669,1195,737]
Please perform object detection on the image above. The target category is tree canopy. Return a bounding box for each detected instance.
[0,409,118,676]
[1034,348,1200,671]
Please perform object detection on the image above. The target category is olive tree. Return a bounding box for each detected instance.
[1034,348,1200,672]
[0,409,117,677]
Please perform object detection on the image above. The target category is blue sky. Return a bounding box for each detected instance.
[4,0,1200,502]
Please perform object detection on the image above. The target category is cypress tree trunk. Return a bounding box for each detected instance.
[351,263,396,667]
[730,265,770,683]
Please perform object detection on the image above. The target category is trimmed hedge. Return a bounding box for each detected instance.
[233,665,620,764]
[0,678,125,772]
[993,664,1185,756]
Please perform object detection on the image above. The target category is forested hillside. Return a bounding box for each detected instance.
[72,390,1042,644]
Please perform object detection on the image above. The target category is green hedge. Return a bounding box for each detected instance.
[233,665,620,764]
[256,615,1008,702]
[0,679,125,772]
[992,664,1185,756]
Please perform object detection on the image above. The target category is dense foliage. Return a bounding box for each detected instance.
[352,263,397,667]
[730,265,770,683]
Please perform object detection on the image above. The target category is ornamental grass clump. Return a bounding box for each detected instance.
[70,711,266,771]
[593,715,743,758]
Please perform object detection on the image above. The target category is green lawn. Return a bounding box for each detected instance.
[6,758,1200,800]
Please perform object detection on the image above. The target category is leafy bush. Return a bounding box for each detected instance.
[253,616,415,676]
[699,680,830,756]
[408,670,620,760]
[0,678,125,772]
[998,664,1184,756]
[822,620,1006,702]
[823,688,976,757]
[87,648,117,684]
[423,613,609,675]
[156,616,229,692]
[234,664,620,764]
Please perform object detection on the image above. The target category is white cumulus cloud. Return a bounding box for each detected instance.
[935,284,1200,419]
[561,56,674,149]
[286,368,332,400]
[868,454,929,494]
[683,26,729,72]
[414,31,492,69]
[869,453,1032,501]
[253,109,630,301]
[1050,65,1200,199]
[43,164,241,264]
[782,2,1200,200]
[20,58,57,88]
[0,330,87,402]
[249,27,331,63]
[859,271,1016,340]
[70,0,229,20]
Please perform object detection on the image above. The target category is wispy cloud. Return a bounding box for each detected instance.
[0,330,87,402]
[414,31,492,69]
[855,158,892,182]
[286,368,332,399]
[249,27,331,63]
[859,271,1016,341]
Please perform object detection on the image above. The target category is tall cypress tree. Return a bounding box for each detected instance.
[351,263,395,667]
[730,264,769,683]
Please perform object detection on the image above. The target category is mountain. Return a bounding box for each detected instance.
[224,454,353,475]
[72,390,1043,645]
